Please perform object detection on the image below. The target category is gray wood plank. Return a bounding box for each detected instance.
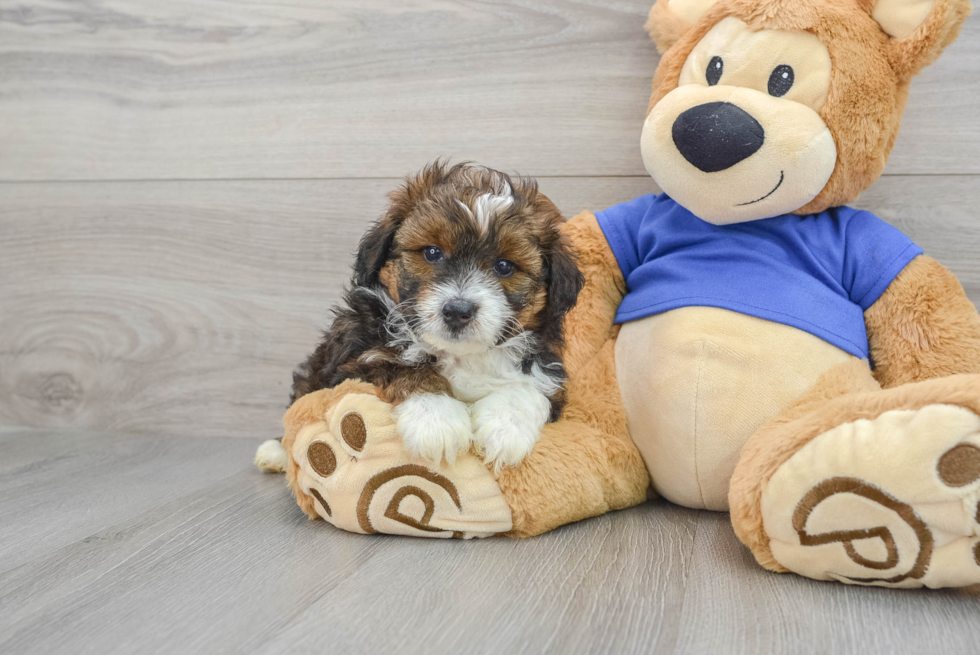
[0,428,260,574]
[674,513,980,654]
[1,429,977,655]
[2,175,978,439]
[0,429,697,655]
[255,504,697,655]
[0,1,975,181]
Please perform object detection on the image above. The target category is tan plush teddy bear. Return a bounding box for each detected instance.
[275,0,980,589]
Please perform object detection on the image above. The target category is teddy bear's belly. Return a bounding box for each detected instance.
[614,306,856,511]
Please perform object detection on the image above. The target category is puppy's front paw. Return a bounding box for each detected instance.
[393,394,473,465]
[471,391,550,472]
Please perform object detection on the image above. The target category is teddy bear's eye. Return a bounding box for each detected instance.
[706,56,723,86]
[768,65,795,97]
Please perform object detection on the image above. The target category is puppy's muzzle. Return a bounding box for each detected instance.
[672,101,765,173]
[442,299,478,329]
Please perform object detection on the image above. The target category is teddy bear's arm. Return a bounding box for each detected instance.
[557,211,628,374]
[865,255,980,388]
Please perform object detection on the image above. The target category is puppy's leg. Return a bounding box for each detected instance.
[393,394,473,465]
[470,383,552,472]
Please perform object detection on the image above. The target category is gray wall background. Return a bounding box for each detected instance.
[1,0,978,438]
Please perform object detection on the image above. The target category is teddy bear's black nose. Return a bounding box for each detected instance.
[672,102,765,173]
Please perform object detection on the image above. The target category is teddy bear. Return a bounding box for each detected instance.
[275,0,980,589]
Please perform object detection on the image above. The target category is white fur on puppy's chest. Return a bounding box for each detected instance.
[394,347,557,469]
[437,346,560,403]
[441,349,555,470]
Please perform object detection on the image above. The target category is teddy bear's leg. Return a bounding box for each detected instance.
[282,379,515,539]
[730,362,980,588]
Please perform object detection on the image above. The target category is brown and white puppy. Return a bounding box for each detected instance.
[288,162,583,470]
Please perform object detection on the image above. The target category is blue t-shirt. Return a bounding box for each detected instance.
[596,194,922,359]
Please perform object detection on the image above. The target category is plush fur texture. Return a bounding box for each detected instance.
[645,0,972,215]
[866,256,980,388]
[646,0,701,53]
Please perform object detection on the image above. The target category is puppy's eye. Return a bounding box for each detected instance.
[706,56,723,86]
[421,246,444,263]
[492,259,516,278]
[768,65,794,97]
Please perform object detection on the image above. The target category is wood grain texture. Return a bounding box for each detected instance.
[0,0,976,181]
[0,429,977,655]
[2,175,978,438]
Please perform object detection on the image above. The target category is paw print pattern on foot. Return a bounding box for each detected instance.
[287,391,513,539]
[762,404,980,588]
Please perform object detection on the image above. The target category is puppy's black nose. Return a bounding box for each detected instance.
[442,299,477,327]
[672,101,765,173]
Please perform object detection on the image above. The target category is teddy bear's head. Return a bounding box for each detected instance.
[641,0,971,224]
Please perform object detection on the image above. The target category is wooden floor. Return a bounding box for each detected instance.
[0,426,977,655]
[2,1,980,653]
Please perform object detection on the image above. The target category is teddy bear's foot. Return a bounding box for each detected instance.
[761,404,980,588]
[287,390,513,539]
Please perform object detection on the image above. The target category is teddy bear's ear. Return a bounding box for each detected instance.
[645,0,720,54]
[869,0,972,80]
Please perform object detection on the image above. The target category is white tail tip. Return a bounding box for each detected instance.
[254,439,288,473]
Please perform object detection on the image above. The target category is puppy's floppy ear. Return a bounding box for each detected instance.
[352,211,399,288]
[541,230,585,345]
[646,0,719,53]
[518,190,584,340]
[353,160,451,287]
[353,183,416,288]
[869,0,972,80]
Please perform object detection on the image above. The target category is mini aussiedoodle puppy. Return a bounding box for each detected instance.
[256,162,584,472]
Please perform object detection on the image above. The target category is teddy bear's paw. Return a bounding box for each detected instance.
[762,404,980,589]
[289,392,513,539]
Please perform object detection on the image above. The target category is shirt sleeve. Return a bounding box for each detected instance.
[595,194,656,281]
[841,209,924,310]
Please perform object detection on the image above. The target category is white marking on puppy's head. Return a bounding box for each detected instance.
[471,181,514,234]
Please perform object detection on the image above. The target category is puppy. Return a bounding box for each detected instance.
[286,161,583,470]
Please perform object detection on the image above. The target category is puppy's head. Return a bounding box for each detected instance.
[354,161,583,356]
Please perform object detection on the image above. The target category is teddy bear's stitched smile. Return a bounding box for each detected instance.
[736,171,785,206]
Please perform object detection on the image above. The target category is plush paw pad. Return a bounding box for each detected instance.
[288,392,512,539]
[763,404,980,588]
